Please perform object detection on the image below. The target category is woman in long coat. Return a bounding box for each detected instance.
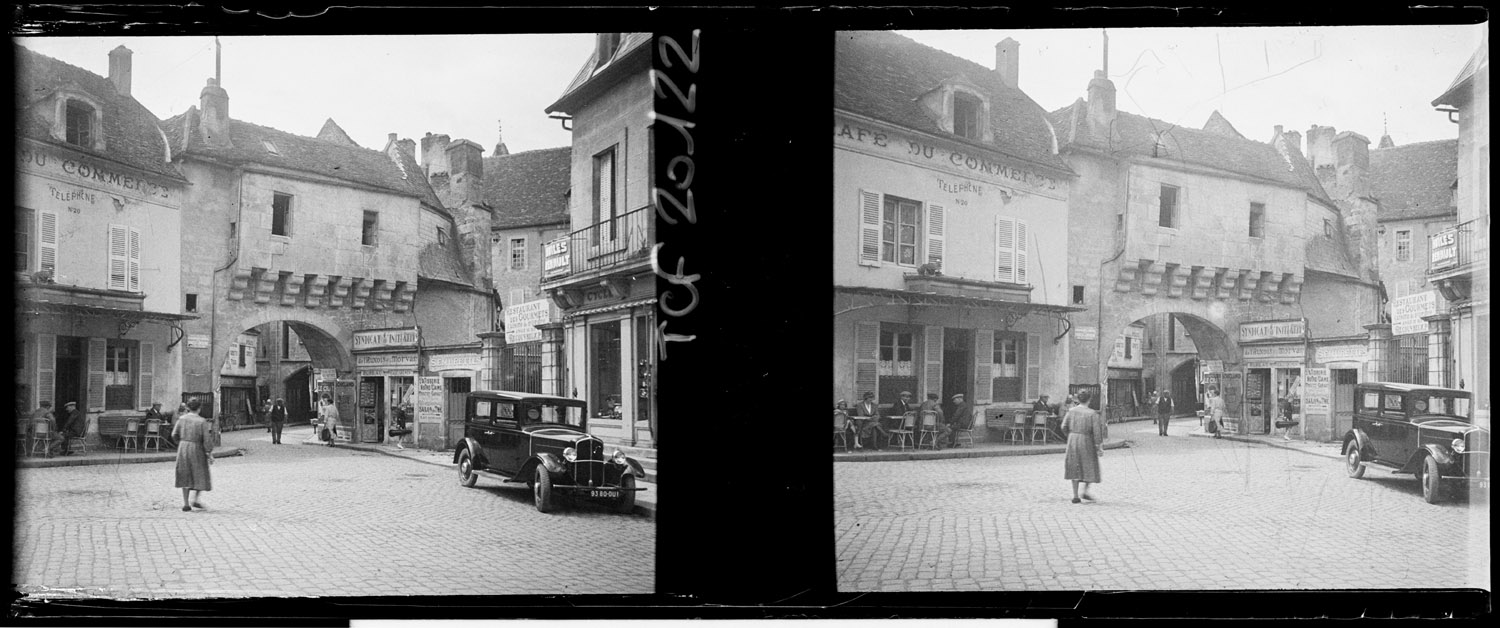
[172,397,213,511]
[1062,389,1107,503]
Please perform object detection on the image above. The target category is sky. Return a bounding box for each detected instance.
[898,24,1486,147]
[15,34,596,156]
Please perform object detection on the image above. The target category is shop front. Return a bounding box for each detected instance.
[422,350,482,450]
[1238,319,1308,435]
[556,279,657,448]
[351,327,420,445]
[1310,342,1369,441]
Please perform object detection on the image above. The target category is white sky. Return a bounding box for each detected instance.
[898,24,1487,147]
[15,34,595,156]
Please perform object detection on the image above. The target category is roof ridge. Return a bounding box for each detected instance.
[1370,137,1459,151]
[484,145,570,159]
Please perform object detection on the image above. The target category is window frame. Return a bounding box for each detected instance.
[271,192,294,237]
[17,207,31,272]
[64,99,97,148]
[103,339,136,411]
[953,91,982,140]
[990,332,1026,402]
[1248,202,1266,238]
[1158,184,1180,229]
[361,210,379,246]
[1395,229,1412,262]
[437,226,449,246]
[509,236,528,271]
[881,195,922,267]
[592,146,618,243]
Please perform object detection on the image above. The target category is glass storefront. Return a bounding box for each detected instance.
[590,320,622,418]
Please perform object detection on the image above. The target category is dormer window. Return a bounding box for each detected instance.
[262,140,281,156]
[64,99,96,148]
[953,92,982,140]
[595,33,622,70]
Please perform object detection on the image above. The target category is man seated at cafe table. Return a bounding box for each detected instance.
[853,391,887,450]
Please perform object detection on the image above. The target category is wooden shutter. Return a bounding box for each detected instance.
[995,216,1016,283]
[87,338,107,411]
[138,342,154,410]
[973,329,994,405]
[1015,218,1029,285]
[858,189,882,267]
[854,321,879,400]
[128,228,141,292]
[926,202,945,272]
[1025,333,1041,401]
[108,224,128,290]
[36,334,56,406]
[39,211,58,274]
[923,326,943,399]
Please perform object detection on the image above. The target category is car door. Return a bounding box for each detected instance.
[470,399,505,470]
[1369,390,1410,465]
[494,401,525,474]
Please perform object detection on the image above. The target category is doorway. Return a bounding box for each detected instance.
[942,328,973,414]
[1333,369,1358,438]
[1171,360,1199,414]
[52,336,85,414]
[1245,369,1270,433]
[445,376,472,448]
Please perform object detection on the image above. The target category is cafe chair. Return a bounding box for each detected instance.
[833,412,849,451]
[917,411,941,450]
[951,419,975,448]
[144,419,163,452]
[17,421,30,457]
[888,412,917,451]
[67,434,88,455]
[120,419,140,453]
[1027,412,1049,444]
[30,421,53,458]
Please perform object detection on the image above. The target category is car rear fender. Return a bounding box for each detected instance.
[1399,444,1455,474]
[453,438,485,466]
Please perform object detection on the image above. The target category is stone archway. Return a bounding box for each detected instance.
[1097,308,1238,422]
[208,310,357,431]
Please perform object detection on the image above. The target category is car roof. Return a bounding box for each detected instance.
[466,390,584,403]
[1355,381,1470,394]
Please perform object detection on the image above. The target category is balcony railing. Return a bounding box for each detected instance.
[1428,218,1481,276]
[543,204,654,282]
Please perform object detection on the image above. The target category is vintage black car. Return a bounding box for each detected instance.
[1343,382,1489,504]
[452,391,645,514]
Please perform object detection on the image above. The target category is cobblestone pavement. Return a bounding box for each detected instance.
[835,418,1490,592]
[13,426,655,600]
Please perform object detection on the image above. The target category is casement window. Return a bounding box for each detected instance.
[856,190,944,272]
[994,215,1029,284]
[878,328,915,377]
[1072,285,1085,305]
[107,224,141,292]
[103,339,137,411]
[272,192,293,237]
[1396,230,1412,262]
[1249,202,1265,238]
[65,99,96,148]
[361,211,378,246]
[991,332,1039,402]
[953,92,982,140]
[1159,184,1179,228]
[510,237,528,271]
[592,147,618,245]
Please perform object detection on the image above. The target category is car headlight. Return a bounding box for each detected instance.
[611,449,627,464]
[563,447,577,462]
[1452,438,1466,454]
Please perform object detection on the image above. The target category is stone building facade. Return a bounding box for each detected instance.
[15,46,194,447]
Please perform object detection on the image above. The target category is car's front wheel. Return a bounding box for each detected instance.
[534,465,555,513]
[1420,455,1443,504]
[614,474,638,514]
[457,449,478,488]
[1345,441,1366,479]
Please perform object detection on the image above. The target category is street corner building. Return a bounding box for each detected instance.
[15,45,197,444]
[832,31,1084,435]
[538,33,658,451]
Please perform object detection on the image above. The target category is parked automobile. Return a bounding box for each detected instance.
[451,390,645,514]
[1343,382,1489,504]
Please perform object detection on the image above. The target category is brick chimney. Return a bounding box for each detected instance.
[420,132,450,179]
[107,46,132,97]
[199,78,231,148]
[445,139,485,206]
[1086,70,1116,132]
[995,38,1020,88]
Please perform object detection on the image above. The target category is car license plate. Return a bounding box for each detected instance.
[590,489,620,499]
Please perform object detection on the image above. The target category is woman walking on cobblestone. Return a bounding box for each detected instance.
[1062,389,1106,503]
[172,397,213,512]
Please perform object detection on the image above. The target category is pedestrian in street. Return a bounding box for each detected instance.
[1155,388,1174,436]
[172,397,213,512]
[1205,386,1226,439]
[269,398,286,444]
[946,393,969,448]
[1062,388,1107,503]
[854,392,887,450]
[388,403,410,450]
[318,393,340,447]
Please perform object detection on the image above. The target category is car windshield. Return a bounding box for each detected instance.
[527,401,585,428]
[1411,394,1471,421]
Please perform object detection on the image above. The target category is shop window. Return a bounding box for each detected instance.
[590,320,623,418]
[878,329,915,377]
[882,195,921,266]
[1395,229,1411,261]
[991,332,1025,402]
[65,99,96,148]
[953,92,982,139]
[1249,202,1265,238]
[1158,184,1179,228]
[362,211,378,246]
[272,192,293,237]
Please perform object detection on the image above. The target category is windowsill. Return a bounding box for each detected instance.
[270,234,292,241]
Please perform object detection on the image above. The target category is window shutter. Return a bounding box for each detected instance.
[39,211,58,274]
[138,342,154,410]
[973,329,994,405]
[128,228,141,292]
[995,216,1016,283]
[1015,218,1029,285]
[87,338,107,411]
[858,189,882,267]
[926,202,945,272]
[37,334,56,406]
[1025,333,1041,401]
[108,224,128,290]
[923,326,943,399]
[854,321,879,400]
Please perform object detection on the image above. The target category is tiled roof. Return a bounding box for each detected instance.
[418,239,473,286]
[835,31,1068,172]
[1369,139,1459,221]
[1051,102,1331,203]
[1304,220,1361,278]
[15,46,183,181]
[1201,110,1245,140]
[482,147,571,229]
[316,118,359,147]
[163,107,439,208]
[547,33,651,114]
[1432,37,1484,107]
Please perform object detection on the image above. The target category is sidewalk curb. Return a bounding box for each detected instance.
[1186,430,1342,460]
[836,439,1129,462]
[16,447,247,469]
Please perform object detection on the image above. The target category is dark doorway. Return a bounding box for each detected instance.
[942,328,973,412]
[1171,359,1199,414]
[285,367,312,424]
[52,336,85,413]
[1333,369,1358,438]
